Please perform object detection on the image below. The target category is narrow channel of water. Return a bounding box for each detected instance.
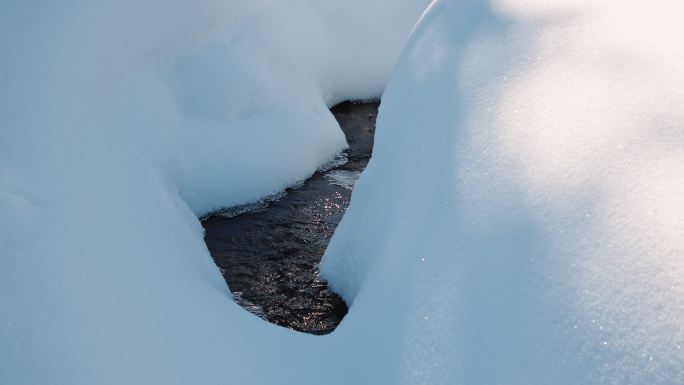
[201,101,378,334]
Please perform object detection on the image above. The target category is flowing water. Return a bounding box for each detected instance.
[202,101,377,335]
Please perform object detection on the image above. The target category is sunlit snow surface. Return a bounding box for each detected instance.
[2,0,684,384]
[323,0,684,384]
[0,1,430,384]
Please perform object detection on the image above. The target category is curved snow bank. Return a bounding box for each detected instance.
[0,1,429,384]
[323,0,684,383]
[4,0,683,383]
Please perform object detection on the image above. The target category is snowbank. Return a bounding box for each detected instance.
[3,0,683,384]
[323,0,684,383]
[0,1,428,384]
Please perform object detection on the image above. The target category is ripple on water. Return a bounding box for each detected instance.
[324,170,362,190]
[201,101,378,334]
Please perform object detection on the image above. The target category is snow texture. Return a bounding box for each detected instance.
[0,1,428,384]
[323,0,684,384]
[2,0,683,384]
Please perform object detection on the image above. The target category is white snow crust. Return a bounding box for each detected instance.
[0,1,429,384]
[2,0,683,384]
[323,0,684,384]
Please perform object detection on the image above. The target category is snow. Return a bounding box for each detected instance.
[0,1,429,384]
[322,0,684,383]
[2,0,683,384]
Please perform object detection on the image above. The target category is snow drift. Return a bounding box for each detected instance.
[2,0,683,384]
[0,1,429,384]
[323,0,684,383]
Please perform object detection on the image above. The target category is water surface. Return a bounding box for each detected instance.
[202,101,378,334]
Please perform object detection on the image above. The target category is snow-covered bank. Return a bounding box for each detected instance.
[0,1,428,384]
[323,0,684,383]
[2,0,683,384]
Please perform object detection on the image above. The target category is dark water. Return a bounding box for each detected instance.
[202,101,378,335]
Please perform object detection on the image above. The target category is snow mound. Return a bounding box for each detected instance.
[0,1,428,384]
[323,0,684,383]
[3,0,683,384]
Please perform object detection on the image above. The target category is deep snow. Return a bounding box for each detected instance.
[2,0,683,384]
[323,0,684,383]
[0,1,429,383]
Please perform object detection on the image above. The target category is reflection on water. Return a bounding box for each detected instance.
[201,101,378,334]
[325,170,361,190]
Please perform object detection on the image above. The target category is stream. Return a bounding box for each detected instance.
[201,101,377,335]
